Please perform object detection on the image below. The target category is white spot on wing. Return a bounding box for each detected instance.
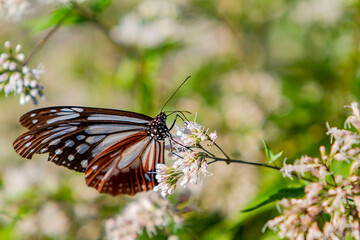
[24,136,31,140]
[46,113,80,124]
[25,142,32,147]
[55,149,63,155]
[76,135,85,140]
[141,140,156,171]
[32,119,38,124]
[30,113,36,117]
[86,135,105,144]
[85,125,146,134]
[117,139,148,169]
[81,160,88,168]
[87,114,149,123]
[42,126,77,144]
[76,144,90,154]
[91,131,141,157]
[61,108,73,112]
[49,139,61,146]
[40,148,47,153]
[71,107,83,112]
[65,140,75,147]
[68,155,75,161]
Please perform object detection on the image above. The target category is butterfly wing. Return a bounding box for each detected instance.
[13,106,153,173]
[85,133,165,196]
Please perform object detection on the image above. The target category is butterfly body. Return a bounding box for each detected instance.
[148,112,169,140]
[13,106,169,196]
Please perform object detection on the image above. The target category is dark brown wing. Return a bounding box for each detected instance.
[18,106,153,129]
[85,132,165,196]
[13,106,153,173]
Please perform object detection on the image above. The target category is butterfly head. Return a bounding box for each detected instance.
[148,112,169,140]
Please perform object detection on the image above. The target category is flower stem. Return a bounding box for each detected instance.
[196,143,215,157]
[207,156,280,170]
[23,10,71,66]
[207,156,314,183]
[213,142,231,164]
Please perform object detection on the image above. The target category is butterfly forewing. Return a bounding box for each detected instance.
[13,106,169,196]
[14,107,152,172]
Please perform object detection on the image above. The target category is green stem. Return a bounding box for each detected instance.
[23,10,71,66]
[197,143,215,157]
[206,156,314,183]
[213,142,231,163]
[72,3,130,54]
[207,156,280,170]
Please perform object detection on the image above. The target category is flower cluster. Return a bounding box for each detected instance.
[0,41,45,105]
[175,121,217,147]
[110,0,180,49]
[154,120,216,197]
[291,0,343,25]
[38,0,88,5]
[105,193,183,240]
[0,0,31,22]
[266,102,360,239]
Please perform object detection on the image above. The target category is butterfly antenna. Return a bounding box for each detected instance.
[160,76,191,112]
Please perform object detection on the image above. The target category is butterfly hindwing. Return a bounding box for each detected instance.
[85,133,165,196]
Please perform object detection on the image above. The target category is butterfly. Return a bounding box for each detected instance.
[13,77,190,196]
[13,107,171,196]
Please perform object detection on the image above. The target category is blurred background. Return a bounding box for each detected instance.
[0,0,359,239]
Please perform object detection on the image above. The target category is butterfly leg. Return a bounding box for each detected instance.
[168,114,186,131]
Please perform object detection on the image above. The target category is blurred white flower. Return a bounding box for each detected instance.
[0,41,45,105]
[110,0,180,49]
[105,193,182,239]
[267,102,360,239]
[345,102,360,130]
[39,202,70,236]
[37,0,87,5]
[3,161,60,197]
[0,0,31,22]
[291,0,343,25]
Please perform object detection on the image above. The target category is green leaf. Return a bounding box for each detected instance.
[29,8,87,34]
[262,137,283,164]
[90,0,111,12]
[241,186,305,212]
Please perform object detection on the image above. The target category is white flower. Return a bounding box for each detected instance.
[174,152,211,187]
[0,0,31,22]
[209,131,217,142]
[38,0,88,5]
[280,158,293,180]
[105,193,181,239]
[0,41,45,105]
[110,0,180,49]
[345,102,360,130]
[153,164,181,197]
[291,0,343,25]
[175,121,209,147]
[155,147,212,196]
[39,202,70,236]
